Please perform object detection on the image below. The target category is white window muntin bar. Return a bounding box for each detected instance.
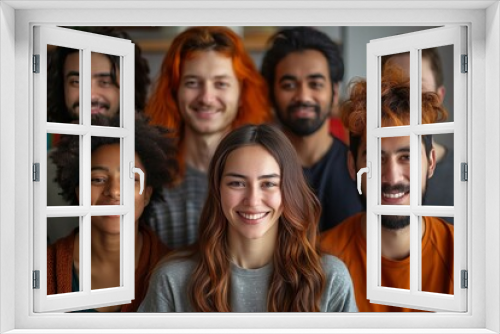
[46,206,130,218]
[46,123,130,138]
[372,205,455,217]
[372,123,454,138]
[41,26,132,57]
[367,26,462,55]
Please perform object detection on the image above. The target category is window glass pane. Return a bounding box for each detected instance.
[47,45,80,124]
[420,216,454,295]
[89,52,121,126]
[91,216,121,292]
[47,134,80,206]
[380,51,411,128]
[380,136,410,206]
[90,138,121,206]
[380,214,410,290]
[421,46,453,124]
[47,217,81,294]
[423,133,454,216]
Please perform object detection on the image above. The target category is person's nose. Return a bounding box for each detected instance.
[243,185,261,207]
[104,177,120,202]
[382,157,405,185]
[91,80,105,101]
[293,83,313,104]
[199,83,217,106]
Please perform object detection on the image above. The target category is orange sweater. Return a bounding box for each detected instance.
[47,225,169,312]
[320,213,454,312]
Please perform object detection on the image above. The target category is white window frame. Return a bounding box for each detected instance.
[1,1,498,333]
[33,26,136,312]
[365,26,467,312]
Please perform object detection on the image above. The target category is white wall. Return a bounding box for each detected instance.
[0,2,16,333]
[485,2,500,333]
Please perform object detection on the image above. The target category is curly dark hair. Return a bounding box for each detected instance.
[47,26,151,123]
[261,26,344,106]
[50,113,178,223]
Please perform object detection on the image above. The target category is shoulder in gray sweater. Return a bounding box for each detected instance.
[138,254,357,312]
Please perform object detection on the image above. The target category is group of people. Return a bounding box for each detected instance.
[46,25,454,313]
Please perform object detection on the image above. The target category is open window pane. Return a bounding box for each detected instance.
[380,215,411,290]
[380,136,410,206]
[90,138,122,206]
[424,133,454,217]
[47,45,81,124]
[47,134,80,207]
[420,216,454,295]
[89,52,121,126]
[90,216,122,292]
[47,217,82,294]
[421,46,453,125]
[34,25,135,313]
[366,26,466,312]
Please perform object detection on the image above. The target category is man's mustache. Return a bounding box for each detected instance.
[381,183,410,194]
[72,100,110,110]
[286,102,321,115]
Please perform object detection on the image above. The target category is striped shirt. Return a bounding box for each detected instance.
[146,166,208,249]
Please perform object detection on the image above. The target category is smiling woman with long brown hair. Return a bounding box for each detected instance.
[139,124,357,312]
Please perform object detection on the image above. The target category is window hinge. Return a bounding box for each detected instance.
[33,270,40,289]
[33,54,40,73]
[461,162,468,181]
[33,163,40,182]
[461,54,468,73]
[461,270,468,289]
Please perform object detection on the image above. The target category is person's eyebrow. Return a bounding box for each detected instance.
[307,73,327,80]
[381,147,410,155]
[91,166,110,172]
[223,172,280,180]
[92,72,112,79]
[65,71,79,78]
[181,74,234,80]
[278,74,297,83]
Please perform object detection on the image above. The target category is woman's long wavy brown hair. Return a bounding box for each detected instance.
[145,27,272,178]
[183,124,325,312]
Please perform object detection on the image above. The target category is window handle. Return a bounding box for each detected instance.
[356,162,371,195]
[130,162,145,195]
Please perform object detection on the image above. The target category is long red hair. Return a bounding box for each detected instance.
[145,26,272,176]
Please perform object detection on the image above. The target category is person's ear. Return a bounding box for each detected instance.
[144,186,153,206]
[347,151,356,181]
[331,82,340,117]
[427,148,437,179]
[436,85,446,104]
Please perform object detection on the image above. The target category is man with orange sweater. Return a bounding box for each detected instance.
[320,68,454,312]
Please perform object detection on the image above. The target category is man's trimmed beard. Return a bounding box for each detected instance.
[275,101,330,137]
[381,171,429,230]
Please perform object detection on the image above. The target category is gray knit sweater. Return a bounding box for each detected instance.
[138,254,357,312]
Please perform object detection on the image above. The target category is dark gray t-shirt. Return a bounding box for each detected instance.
[138,254,357,312]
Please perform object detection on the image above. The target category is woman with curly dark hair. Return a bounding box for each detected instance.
[47,114,178,312]
[139,124,357,312]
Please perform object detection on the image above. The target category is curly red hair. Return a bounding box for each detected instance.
[145,27,272,176]
[341,66,448,158]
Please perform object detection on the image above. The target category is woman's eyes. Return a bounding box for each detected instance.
[91,176,107,185]
[261,181,278,189]
[226,180,279,189]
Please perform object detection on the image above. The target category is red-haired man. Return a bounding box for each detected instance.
[145,26,271,248]
[320,68,454,312]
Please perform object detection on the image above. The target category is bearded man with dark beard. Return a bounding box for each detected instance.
[261,27,363,232]
[320,67,454,312]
